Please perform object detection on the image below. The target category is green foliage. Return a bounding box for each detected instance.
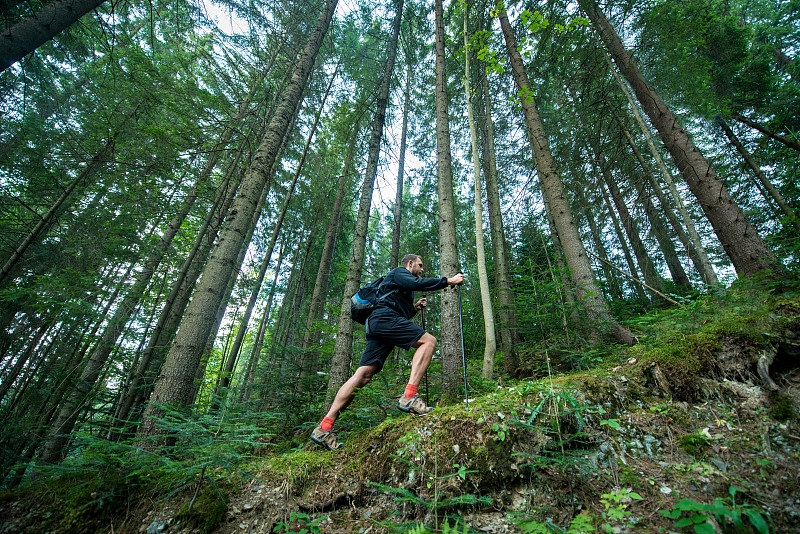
[5,403,262,531]
[660,487,770,533]
[599,488,643,532]
[366,480,491,511]
[566,513,597,533]
[273,512,324,534]
[403,518,470,534]
[679,432,712,459]
[636,0,777,116]
[520,10,588,35]
[516,511,596,533]
[523,389,587,438]
[470,28,504,75]
[599,418,620,429]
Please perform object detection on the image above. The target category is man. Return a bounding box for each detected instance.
[310,254,465,450]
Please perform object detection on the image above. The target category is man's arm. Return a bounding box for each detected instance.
[393,268,463,291]
[446,273,465,286]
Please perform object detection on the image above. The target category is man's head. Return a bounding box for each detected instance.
[401,254,424,277]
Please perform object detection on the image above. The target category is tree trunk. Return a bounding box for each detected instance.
[600,47,718,285]
[0,321,48,407]
[613,110,699,288]
[599,177,649,301]
[463,5,496,380]
[300,118,362,354]
[634,177,692,291]
[390,63,411,270]
[138,0,338,445]
[632,174,693,292]
[497,7,633,344]
[39,143,215,462]
[0,0,107,72]
[591,146,666,301]
[582,0,785,279]
[110,161,244,435]
[435,0,466,399]
[574,185,623,301]
[717,117,800,233]
[237,237,287,404]
[324,0,403,409]
[219,64,337,400]
[480,65,520,373]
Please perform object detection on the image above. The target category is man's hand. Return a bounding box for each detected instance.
[414,297,428,310]
[447,272,465,285]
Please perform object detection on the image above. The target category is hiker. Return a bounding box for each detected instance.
[310,254,465,450]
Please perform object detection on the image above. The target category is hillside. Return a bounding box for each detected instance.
[1,284,799,533]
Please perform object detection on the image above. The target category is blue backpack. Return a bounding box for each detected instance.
[349,277,395,324]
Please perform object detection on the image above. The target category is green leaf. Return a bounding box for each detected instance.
[743,509,769,534]
[600,419,620,429]
[693,523,715,534]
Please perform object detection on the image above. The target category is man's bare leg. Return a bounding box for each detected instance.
[397,333,437,415]
[407,333,437,387]
[324,363,380,423]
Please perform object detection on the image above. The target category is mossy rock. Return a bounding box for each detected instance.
[176,486,227,533]
[678,432,711,459]
[769,393,795,421]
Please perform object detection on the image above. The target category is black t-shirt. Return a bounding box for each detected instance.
[375,267,449,319]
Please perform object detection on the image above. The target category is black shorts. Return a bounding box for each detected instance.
[358,310,426,372]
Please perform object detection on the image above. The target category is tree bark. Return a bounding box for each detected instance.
[0,0,106,72]
[498,7,634,344]
[598,177,649,301]
[574,185,622,301]
[39,143,215,462]
[612,110,696,289]
[463,5,496,380]
[237,237,287,404]
[590,145,666,301]
[35,83,267,456]
[435,0,466,398]
[138,0,339,445]
[219,64,337,400]
[582,0,785,279]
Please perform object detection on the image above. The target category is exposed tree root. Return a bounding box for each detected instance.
[757,345,779,391]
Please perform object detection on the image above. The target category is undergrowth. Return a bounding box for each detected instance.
[1,277,797,532]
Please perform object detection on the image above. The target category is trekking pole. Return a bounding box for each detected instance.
[456,276,469,410]
[421,294,429,404]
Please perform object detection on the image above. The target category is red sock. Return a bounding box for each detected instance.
[404,384,418,399]
[320,417,334,432]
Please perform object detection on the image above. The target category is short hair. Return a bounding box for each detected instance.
[401,254,421,267]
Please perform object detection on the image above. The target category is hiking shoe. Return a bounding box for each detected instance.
[310,425,343,451]
[398,395,433,416]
